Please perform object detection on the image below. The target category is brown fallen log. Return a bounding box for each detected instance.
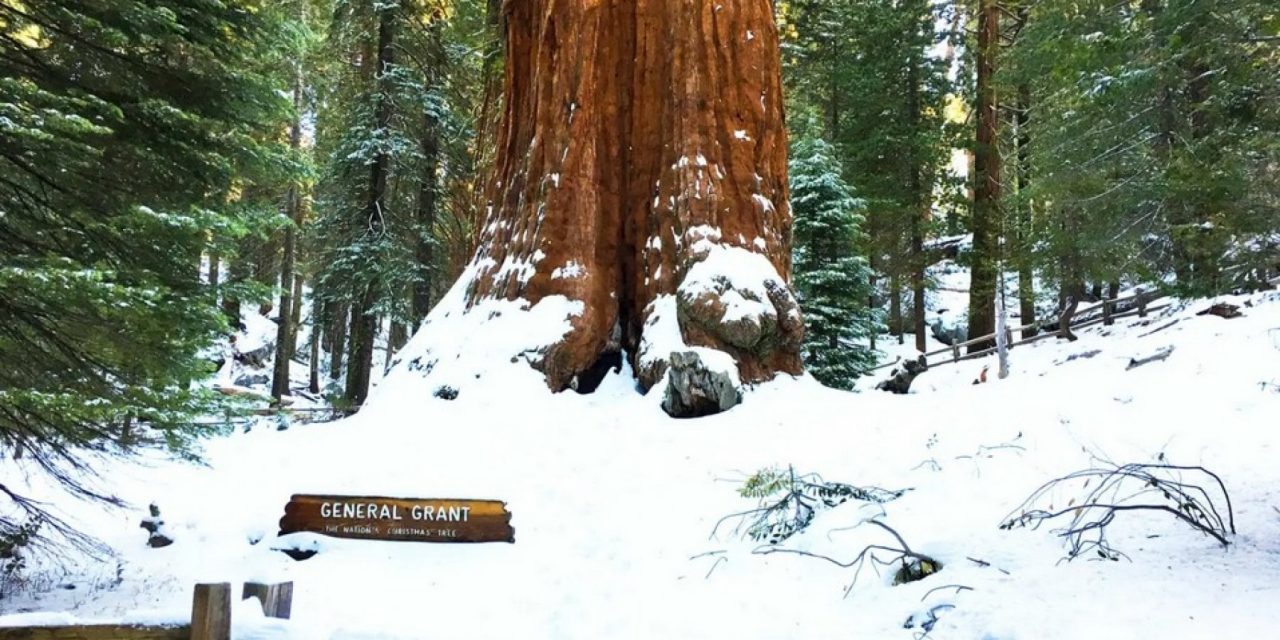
[1197,303,1243,319]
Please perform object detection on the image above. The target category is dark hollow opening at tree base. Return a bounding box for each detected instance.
[571,350,624,395]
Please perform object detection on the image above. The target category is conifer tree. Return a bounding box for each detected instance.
[781,0,956,352]
[0,0,291,543]
[789,137,880,388]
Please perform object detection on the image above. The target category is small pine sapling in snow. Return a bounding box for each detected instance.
[788,136,880,389]
[715,466,908,544]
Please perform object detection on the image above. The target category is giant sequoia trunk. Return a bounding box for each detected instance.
[404,0,803,410]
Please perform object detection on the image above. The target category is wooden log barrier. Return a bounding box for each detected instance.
[0,626,188,639]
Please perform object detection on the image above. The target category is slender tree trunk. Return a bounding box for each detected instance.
[272,56,305,402]
[413,112,440,330]
[345,292,378,404]
[911,230,926,352]
[890,274,903,344]
[1015,84,1037,338]
[207,252,221,288]
[329,301,348,381]
[967,0,1001,353]
[344,4,396,406]
[386,321,407,373]
[254,233,278,316]
[461,0,802,393]
[222,255,247,329]
[308,313,321,395]
[290,274,304,349]
[906,52,927,353]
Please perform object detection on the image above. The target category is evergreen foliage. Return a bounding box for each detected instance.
[780,0,959,351]
[0,0,291,541]
[1006,0,1278,299]
[789,136,880,388]
[309,0,487,403]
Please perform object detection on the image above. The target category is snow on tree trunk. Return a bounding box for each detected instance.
[389,0,803,411]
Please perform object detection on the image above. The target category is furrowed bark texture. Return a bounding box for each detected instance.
[467,0,801,392]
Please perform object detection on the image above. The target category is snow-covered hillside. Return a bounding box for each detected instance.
[2,288,1279,639]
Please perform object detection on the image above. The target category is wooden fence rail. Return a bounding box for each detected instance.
[0,581,292,640]
[866,287,1173,375]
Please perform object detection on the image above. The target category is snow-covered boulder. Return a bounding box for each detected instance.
[661,350,744,418]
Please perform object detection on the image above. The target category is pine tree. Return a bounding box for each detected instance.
[789,137,879,389]
[780,0,957,353]
[0,0,291,543]
[310,0,440,406]
[1006,0,1279,299]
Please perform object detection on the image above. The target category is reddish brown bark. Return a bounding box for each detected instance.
[468,0,802,392]
[967,0,1000,354]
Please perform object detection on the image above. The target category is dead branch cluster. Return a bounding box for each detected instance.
[753,519,943,595]
[1001,461,1235,562]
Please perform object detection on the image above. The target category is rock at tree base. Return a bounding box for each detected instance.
[662,351,743,418]
[876,356,929,395]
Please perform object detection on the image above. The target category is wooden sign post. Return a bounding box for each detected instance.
[279,495,514,544]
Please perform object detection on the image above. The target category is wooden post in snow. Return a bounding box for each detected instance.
[191,583,231,640]
[243,581,294,619]
[996,294,1010,380]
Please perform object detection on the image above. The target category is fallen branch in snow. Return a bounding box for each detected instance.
[1196,302,1243,319]
[1125,346,1175,371]
[965,556,1010,575]
[715,467,908,544]
[904,603,956,638]
[1001,461,1235,562]
[1137,318,1181,338]
[920,584,974,601]
[0,482,106,560]
[753,520,942,593]
[912,458,942,472]
[1057,349,1102,365]
[908,586,974,640]
[939,433,1026,475]
[688,550,729,578]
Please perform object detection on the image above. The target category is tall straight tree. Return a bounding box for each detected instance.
[343,2,398,406]
[781,0,954,354]
[272,2,313,402]
[967,0,1001,353]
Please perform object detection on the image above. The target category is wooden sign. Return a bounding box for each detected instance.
[279,495,514,544]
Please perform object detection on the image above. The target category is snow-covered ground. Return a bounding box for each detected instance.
[2,287,1279,639]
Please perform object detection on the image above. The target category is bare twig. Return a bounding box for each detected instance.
[1001,461,1235,561]
[754,519,941,594]
[921,584,973,601]
[705,556,727,579]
